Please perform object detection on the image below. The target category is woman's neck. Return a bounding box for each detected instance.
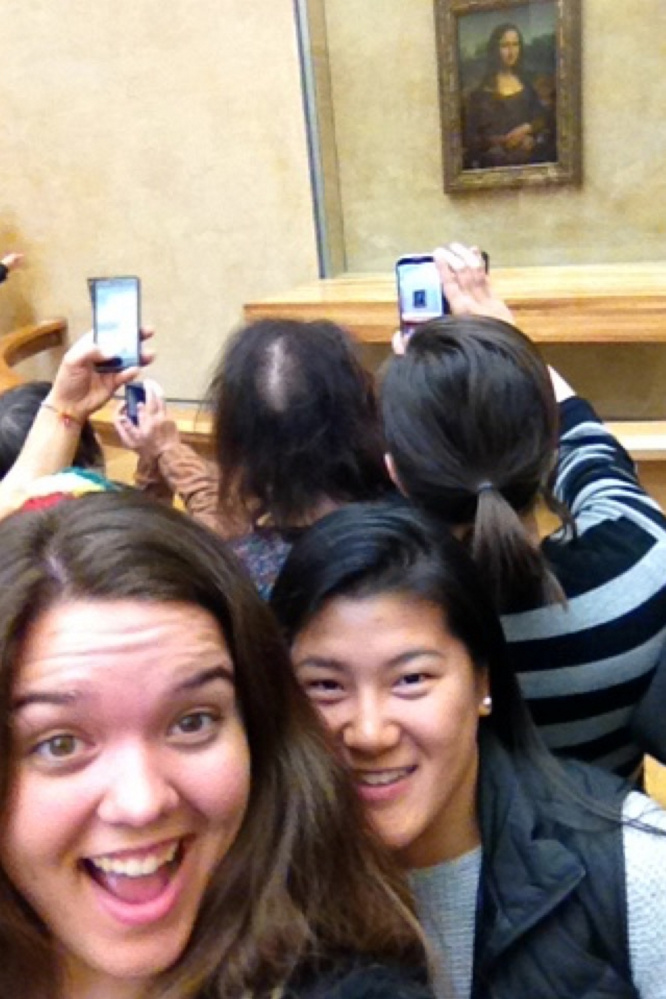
[495,69,523,96]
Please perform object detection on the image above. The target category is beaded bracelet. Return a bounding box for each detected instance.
[40,402,82,429]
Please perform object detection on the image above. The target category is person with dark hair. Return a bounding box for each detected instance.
[0,492,431,999]
[115,318,393,597]
[381,244,666,779]
[463,22,554,169]
[0,380,104,478]
[271,500,666,999]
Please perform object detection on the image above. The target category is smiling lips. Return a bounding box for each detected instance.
[356,766,415,787]
[84,838,185,906]
[354,766,416,803]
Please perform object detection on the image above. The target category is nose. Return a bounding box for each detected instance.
[341,693,400,755]
[96,744,179,827]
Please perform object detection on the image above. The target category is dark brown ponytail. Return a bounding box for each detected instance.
[472,486,564,612]
[381,315,569,613]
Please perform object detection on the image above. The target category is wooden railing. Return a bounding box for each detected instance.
[243,263,666,345]
[0,318,67,391]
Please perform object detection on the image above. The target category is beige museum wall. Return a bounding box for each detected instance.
[321,0,666,419]
[323,0,666,270]
[0,0,319,399]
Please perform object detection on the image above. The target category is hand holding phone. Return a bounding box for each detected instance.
[90,276,141,372]
[433,245,513,325]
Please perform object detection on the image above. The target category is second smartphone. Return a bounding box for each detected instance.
[395,255,448,339]
[90,275,141,372]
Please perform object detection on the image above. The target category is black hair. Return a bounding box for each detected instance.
[208,318,392,529]
[381,316,570,613]
[0,381,104,478]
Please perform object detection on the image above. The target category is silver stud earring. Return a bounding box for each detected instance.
[481,695,492,711]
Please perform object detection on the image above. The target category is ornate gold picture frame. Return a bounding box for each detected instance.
[436,0,581,192]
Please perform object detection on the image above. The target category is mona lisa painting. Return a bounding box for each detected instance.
[436,0,581,192]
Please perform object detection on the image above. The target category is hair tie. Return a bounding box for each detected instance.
[476,481,495,495]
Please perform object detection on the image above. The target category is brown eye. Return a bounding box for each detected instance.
[34,733,80,760]
[170,710,220,742]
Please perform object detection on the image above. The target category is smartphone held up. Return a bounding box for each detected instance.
[125,382,146,426]
[90,275,141,372]
[395,255,447,339]
[395,248,490,341]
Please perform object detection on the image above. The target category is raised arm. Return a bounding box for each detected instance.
[0,330,153,517]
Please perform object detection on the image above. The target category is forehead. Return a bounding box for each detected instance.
[294,592,472,663]
[13,598,233,695]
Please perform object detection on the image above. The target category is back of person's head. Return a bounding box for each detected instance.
[381,316,564,613]
[271,499,536,756]
[0,492,424,997]
[0,381,104,478]
[209,319,391,528]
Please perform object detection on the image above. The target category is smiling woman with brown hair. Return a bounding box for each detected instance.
[0,492,430,999]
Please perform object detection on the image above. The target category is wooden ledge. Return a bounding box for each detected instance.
[0,318,67,390]
[606,422,666,461]
[244,263,666,345]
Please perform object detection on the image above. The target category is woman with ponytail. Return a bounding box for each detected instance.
[381,244,666,779]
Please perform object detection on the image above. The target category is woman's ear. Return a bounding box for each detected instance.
[477,667,491,717]
[385,453,407,495]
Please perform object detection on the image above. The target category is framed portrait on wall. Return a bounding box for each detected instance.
[435,0,581,192]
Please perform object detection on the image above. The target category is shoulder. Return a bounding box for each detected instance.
[623,790,666,853]
[286,961,432,999]
[230,528,293,599]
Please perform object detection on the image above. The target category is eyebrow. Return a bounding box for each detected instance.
[174,664,234,691]
[12,664,234,712]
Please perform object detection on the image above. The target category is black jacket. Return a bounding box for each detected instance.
[287,960,433,999]
[474,730,639,998]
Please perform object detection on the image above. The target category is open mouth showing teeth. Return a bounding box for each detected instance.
[356,767,415,787]
[82,839,186,905]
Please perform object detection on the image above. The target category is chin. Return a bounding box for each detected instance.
[72,929,192,988]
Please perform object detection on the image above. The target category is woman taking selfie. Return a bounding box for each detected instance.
[271,502,666,999]
[0,493,429,999]
[383,245,666,779]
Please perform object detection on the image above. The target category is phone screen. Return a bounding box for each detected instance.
[125,382,146,426]
[92,276,140,370]
[395,255,447,338]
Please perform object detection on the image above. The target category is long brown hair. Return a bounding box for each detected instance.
[381,316,570,613]
[0,493,425,999]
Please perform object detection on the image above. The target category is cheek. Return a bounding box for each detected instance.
[416,687,482,750]
[2,772,92,871]
[184,727,251,828]
[312,701,346,737]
